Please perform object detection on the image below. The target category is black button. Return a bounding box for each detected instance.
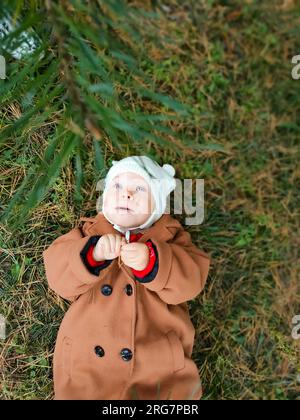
[124,284,133,296]
[94,346,105,357]
[120,348,133,361]
[101,284,112,296]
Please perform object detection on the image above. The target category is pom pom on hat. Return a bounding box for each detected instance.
[163,164,175,177]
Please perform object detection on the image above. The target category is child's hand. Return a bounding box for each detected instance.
[120,242,150,271]
[93,234,126,261]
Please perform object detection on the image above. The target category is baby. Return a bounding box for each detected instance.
[43,155,211,400]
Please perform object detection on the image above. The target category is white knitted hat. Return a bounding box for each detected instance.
[101,156,176,233]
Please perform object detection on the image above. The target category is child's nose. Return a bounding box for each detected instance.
[122,189,134,199]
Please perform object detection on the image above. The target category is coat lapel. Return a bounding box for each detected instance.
[79,212,182,243]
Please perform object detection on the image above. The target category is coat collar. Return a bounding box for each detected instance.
[79,212,182,243]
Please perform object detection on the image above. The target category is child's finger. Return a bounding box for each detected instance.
[115,235,123,253]
[102,238,110,255]
[107,234,115,254]
[120,252,137,264]
[123,242,137,249]
[121,243,139,252]
[120,248,132,258]
[122,244,137,255]
[104,236,113,255]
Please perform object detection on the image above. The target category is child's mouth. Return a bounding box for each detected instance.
[116,207,133,213]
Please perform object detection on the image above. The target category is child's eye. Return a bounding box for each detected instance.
[136,186,146,192]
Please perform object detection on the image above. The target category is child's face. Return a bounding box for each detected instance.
[103,172,155,228]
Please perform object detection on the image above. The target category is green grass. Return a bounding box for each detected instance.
[1,0,300,399]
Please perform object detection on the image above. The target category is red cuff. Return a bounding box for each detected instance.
[131,241,156,278]
[86,243,106,267]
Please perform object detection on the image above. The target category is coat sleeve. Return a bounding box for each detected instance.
[138,228,211,305]
[42,227,114,302]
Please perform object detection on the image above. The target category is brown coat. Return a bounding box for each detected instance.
[43,212,211,400]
